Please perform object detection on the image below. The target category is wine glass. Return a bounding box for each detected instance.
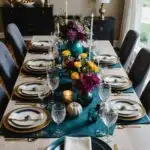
[51,103,66,137]
[38,84,49,108]
[98,82,111,102]
[100,102,118,142]
[46,68,60,108]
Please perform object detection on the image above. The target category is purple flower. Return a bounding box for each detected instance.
[61,21,87,42]
[79,74,100,92]
[67,29,77,42]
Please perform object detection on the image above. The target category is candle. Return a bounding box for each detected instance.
[65,0,68,25]
[89,13,94,60]
[57,23,60,35]
[63,90,73,104]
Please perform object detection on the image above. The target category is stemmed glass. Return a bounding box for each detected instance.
[98,82,111,102]
[100,102,118,142]
[46,68,60,108]
[96,82,111,137]
[38,84,49,108]
[51,103,66,137]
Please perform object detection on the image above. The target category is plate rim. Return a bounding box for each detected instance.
[104,75,132,91]
[95,54,119,65]
[13,81,51,100]
[111,99,146,121]
[7,108,48,129]
[3,106,51,134]
[22,59,55,74]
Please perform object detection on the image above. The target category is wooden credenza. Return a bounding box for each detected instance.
[1,6,54,36]
[93,17,115,45]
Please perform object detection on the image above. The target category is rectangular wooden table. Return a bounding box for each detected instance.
[0,40,150,150]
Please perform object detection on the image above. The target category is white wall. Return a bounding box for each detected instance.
[0,0,125,39]
[50,0,124,39]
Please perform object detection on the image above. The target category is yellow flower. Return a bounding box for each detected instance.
[71,72,80,80]
[74,61,82,68]
[91,65,99,72]
[62,50,71,57]
[87,61,95,68]
[80,53,87,59]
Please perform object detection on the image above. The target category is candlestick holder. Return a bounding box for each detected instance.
[99,3,105,20]
[63,90,73,104]
[99,0,111,20]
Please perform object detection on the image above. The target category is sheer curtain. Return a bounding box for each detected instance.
[120,0,143,42]
[120,0,149,97]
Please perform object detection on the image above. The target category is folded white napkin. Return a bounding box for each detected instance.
[19,84,40,96]
[105,76,128,87]
[27,60,52,70]
[113,103,140,116]
[8,112,40,121]
[31,42,50,49]
[64,137,92,150]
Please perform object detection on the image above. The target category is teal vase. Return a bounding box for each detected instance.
[68,40,83,58]
[78,91,93,107]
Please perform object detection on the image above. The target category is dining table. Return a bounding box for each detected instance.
[0,36,150,150]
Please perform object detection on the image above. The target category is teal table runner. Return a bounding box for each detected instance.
[2,89,115,138]
[2,69,150,138]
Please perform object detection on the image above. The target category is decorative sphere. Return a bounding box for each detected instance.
[78,91,93,106]
[71,40,83,58]
[67,102,83,117]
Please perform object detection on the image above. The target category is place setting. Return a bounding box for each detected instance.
[13,81,51,101]
[111,99,146,121]
[2,106,51,134]
[103,75,132,92]
[46,135,112,150]
[93,54,121,69]
[29,41,50,53]
[22,59,55,75]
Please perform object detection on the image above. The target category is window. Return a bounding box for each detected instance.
[140,0,150,47]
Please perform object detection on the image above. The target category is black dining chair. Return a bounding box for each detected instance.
[128,48,150,88]
[0,85,9,121]
[0,42,19,95]
[140,81,150,117]
[6,23,27,67]
[115,30,139,65]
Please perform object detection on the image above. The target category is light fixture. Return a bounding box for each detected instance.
[99,0,111,20]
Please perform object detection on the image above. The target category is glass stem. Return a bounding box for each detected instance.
[51,90,54,101]
[106,126,109,141]
[40,98,44,107]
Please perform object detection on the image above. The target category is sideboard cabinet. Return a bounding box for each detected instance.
[93,17,115,45]
[1,6,54,36]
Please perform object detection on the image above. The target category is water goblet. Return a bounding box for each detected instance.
[46,68,60,108]
[51,103,66,137]
[98,82,111,102]
[38,84,49,108]
[100,102,118,142]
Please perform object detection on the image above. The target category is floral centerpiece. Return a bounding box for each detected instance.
[59,19,89,58]
[62,51,100,106]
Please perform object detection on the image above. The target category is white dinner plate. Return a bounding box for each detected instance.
[111,99,144,118]
[14,81,51,99]
[3,107,51,133]
[94,54,119,65]
[104,75,132,90]
[25,59,54,72]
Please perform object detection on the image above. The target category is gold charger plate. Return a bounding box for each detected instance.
[94,54,119,66]
[13,81,51,100]
[111,99,146,121]
[104,75,132,91]
[22,59,54,74]
[3,107,51,134]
